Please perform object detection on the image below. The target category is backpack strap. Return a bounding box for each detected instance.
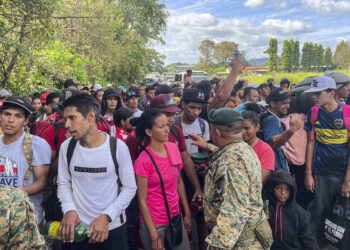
[310,106,320,141]
[99,116,111,135]
[173,115,181,128]
[54,124,60,147]
[342,104,350,139]
[109,136,124,224]
[170,125,179,141]
[66,138,78,176]
[22,132,34,187]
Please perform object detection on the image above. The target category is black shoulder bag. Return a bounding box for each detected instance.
[144,149,183,246]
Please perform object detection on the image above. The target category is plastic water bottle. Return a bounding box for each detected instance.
[41,221,89,243]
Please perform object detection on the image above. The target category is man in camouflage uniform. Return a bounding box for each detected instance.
[190,108,265,249]
[0,185,47,249]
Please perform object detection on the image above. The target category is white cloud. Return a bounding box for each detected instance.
[336,37,350,43]
[158,12,315,64]
[244,0,265,9]
[271,0,288,8]
[302,0,350,15]
[262,19,313,34]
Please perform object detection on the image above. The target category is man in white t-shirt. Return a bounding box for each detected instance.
[0,96,51,224]
[174,88,210,154]
[58,94,136,249]
[125,90,143,118]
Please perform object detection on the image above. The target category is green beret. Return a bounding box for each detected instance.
[208,108,243,126]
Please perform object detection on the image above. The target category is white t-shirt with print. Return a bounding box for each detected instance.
[104,113,116,137]
[58,134,137,230]
[134,109,143,118]
[181,118,210,154]
[0,132,51,223]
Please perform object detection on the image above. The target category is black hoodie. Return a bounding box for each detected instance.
[266,170,313,250]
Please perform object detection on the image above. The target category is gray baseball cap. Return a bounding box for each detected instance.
[304,75,336,93]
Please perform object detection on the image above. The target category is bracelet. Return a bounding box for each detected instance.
[151,235,160,241]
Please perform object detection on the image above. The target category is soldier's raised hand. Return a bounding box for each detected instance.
[188,133,208,150]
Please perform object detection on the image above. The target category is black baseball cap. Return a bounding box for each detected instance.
[125,90,140,100]
[2,96,33,117]
[266,87,290,104]
[182,88,207,103]
[58,88,81,108]
[103,88,119,99]
[128,86,139,94]
[258,83,269,90]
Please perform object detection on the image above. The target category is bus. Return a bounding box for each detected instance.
[174,71,209,83]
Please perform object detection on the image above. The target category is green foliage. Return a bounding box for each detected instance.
[242,70,350,86]
[198,39,215,66]
[301,42,311,71]
[0,0,167,94]
[281,40,292,72]
[196,40,241,75]
[324,46,333,68]
[292,40,300,72]
[8,40,88,94]
[333,40,350,69]
[213,41,239,67]
[0,0,58,88]
[264,38,278,72]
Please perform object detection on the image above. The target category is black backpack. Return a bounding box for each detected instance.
[289,76,316,114]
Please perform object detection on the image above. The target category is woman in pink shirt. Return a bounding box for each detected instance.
[242,110,275,185]
[134,109,191,250]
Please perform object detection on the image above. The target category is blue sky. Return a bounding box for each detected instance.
[157,0,350,65]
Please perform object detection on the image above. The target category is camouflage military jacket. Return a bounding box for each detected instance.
[204,140,263,249]
[0,185,47,249]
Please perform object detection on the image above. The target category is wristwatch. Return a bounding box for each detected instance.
[105,214,112,223]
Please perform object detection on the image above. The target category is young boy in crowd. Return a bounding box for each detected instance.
[266,170,313,250]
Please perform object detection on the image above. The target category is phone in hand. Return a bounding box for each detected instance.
[234,52,241,59]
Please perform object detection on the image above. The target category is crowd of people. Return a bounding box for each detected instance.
[0,57,350,250]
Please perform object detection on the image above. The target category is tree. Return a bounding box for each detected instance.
[317,44,324,70]
[0,0,57,88]
[291,40,300,72]
[281,40,292,72]
[213,41,239,67]
[0,0,168,93]
[301,42,312,71]
[117,0,168,43]
[264,38,278,72]
[324,46,333,69]
[333,40,350,69]
[198,39,216,65]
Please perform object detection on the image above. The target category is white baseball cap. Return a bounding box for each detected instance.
[304,75,336,93]
[94,83,102,90]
